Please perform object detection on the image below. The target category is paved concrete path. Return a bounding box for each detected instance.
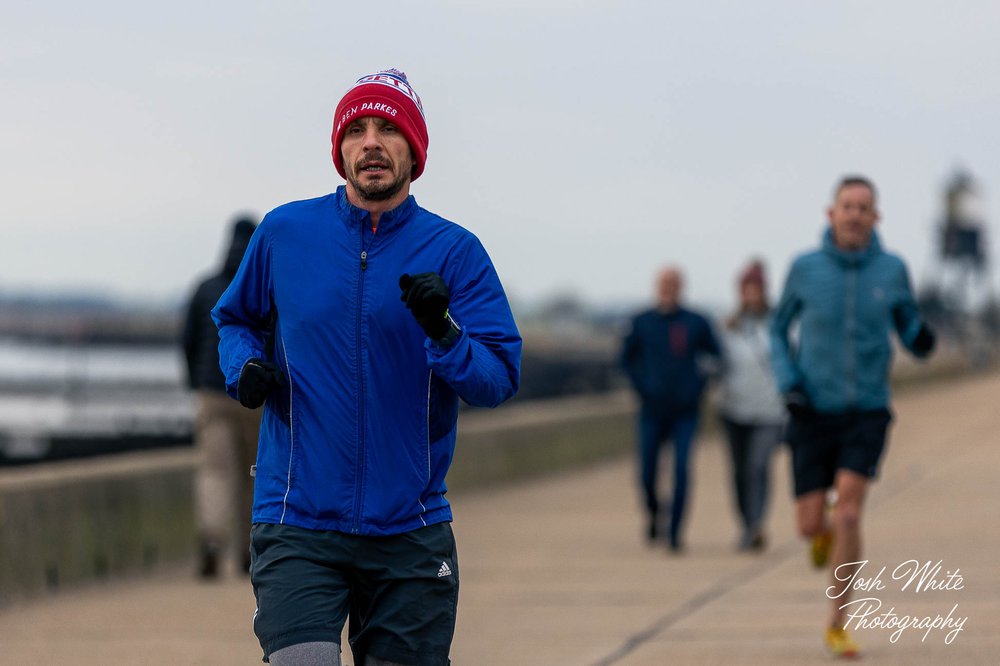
[2,374,998,665]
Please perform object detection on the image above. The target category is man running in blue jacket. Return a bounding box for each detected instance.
[213,68,521,666]
[770,175,935,659]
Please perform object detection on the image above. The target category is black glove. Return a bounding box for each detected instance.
[237,358,284,409]
[912,323,936,356]
[399,272,453,340]
[784,386,812,419]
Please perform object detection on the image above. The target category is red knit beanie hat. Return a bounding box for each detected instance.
[331,68,428,181]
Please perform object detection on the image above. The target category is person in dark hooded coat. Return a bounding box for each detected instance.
[182,216,260,578]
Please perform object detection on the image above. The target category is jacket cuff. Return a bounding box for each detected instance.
[428,310,462,349]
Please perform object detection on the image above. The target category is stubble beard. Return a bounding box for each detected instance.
[347,162,410,203]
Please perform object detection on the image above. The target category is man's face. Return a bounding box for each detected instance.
[341,116,414,203]
[828,183,879,251]
[656,270,683,311]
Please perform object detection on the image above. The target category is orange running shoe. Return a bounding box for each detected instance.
[825,626,860,659]
[811,529,833,569]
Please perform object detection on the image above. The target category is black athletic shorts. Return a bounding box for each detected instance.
[785,408,893,497]
[249,521,458,665]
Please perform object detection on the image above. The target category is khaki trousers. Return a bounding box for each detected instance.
[194,390,262,564]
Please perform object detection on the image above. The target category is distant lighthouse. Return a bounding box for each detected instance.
[920,169,997,362]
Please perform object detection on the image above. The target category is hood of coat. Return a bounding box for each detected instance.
[223,218,257,276]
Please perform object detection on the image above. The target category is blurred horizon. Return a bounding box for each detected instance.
[4,1,1000,466]
[4,2,1000,310]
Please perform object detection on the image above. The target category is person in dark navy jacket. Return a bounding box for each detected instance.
[213,68,521,666]
[622,267,722,552]
[182,216,260,579]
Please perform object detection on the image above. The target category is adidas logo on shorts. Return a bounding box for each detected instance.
[437,561,452,578]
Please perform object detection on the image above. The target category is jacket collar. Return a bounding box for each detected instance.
[821,227,882,266]
[335,185,417,234]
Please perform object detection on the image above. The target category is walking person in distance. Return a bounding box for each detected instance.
[181,216,261,579]
[622,267,722,552]
[716,259,785,553]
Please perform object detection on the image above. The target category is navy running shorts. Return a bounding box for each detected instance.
[249,521,458,665]
[785,408,893,497]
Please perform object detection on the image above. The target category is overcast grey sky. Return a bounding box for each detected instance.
[3,1,998,312]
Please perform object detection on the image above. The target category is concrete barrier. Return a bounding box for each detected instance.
[0,349,975,605]
[0,451,195,605]
[447,391,636,491]
[0,391,638,606]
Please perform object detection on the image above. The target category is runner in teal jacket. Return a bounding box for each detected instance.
[770,228,933,413]
[770,176,935,659]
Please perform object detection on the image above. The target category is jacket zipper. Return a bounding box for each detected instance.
[845,267,857,408]
[352,230,372,533]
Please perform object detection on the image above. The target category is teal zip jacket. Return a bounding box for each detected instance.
[770,228,930,413]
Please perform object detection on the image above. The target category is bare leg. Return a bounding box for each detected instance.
[795,488,828,539]
[827,469,868,628]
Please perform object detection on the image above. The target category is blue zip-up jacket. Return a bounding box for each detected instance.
[211,187,521,536]
[770,228,930,413]
[621,307,722,413]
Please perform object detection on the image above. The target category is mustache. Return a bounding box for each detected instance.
[354,153,392,171]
